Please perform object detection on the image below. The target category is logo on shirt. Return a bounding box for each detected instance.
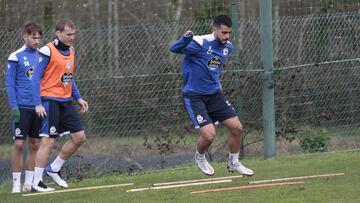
[207,46,213,55]
[61,72,73,85]
[66,62,71,70]
[207,56,222,70]
[226,100,231,106]
[223,47,229,56]
[25,67,34,79]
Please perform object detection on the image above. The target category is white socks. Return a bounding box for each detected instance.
[12,172,21,186]
[228,152,240,164]
[195,150,205,159]
[195,151,240,163]
[33,167,44,185]
[32,156,66,186]
[50,156,66,172]
[12,171,35,187]
[24,170,34,185]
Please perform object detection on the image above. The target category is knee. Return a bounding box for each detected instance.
[231,123,243,136]
[72,132,86,146]
[13,140,25,151]
[202,132,216,143]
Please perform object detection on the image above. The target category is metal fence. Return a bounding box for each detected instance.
[1,10,360,183]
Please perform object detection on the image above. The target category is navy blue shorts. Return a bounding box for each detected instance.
[13,108,41,140]
[40,100,84,138]
[183,90,237,129]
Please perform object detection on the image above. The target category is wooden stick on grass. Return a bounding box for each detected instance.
[23,183,134,197]
[191,181,305,195]
[152,175,243,187]
[127,179,232,192]
[248,173,345,184]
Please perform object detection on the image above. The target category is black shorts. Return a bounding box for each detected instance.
[183,90,237,129]
[40,100,84,138]
[13,108,41,140]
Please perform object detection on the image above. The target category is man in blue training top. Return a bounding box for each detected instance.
[5,22,43,193]
[170,15,254,176]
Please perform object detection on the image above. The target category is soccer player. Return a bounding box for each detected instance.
[169,15,254,176]
[5,22,43,193]
[31,19,88,192]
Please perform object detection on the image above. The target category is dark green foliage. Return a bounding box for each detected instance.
[297,126,331,153]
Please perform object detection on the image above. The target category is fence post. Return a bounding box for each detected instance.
[260,0,276,159]
[231,0,245,159]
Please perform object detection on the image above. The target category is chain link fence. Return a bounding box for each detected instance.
[1,1,360,184]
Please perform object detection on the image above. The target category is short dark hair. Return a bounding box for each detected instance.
[213,15,232,28]
[55,19,75,31]
[23,22,42,35]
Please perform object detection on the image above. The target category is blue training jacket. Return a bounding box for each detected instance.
[5,45,39,109]
[170,33,233,95]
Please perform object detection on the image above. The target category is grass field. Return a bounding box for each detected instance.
[1,149,359,203]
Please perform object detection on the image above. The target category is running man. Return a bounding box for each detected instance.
[5,22,43,193]
[170,15,254,176]
[31,19,88,192]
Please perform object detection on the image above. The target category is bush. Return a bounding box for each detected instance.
[297,126,331,153]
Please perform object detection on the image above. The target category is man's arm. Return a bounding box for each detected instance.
[5,60,21,122]
[169,30,201,54]
[72,79,88,113]
[71,79,81,100]
[5,61,18,109]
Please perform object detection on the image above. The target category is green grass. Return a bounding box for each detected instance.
[1,150,359,203]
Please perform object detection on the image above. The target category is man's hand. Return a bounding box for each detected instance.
[184,30,193,37]
[77,98,88,113]
[11,108,20,123]
[35,104,47,118]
